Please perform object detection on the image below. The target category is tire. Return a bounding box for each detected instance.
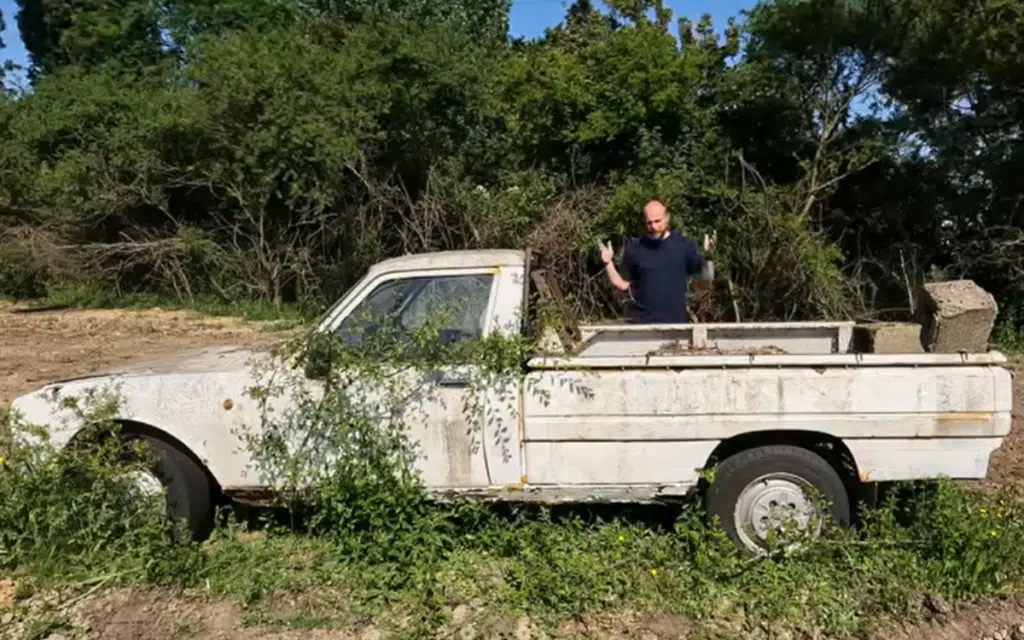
[705,445,851,554]
[120,434,215,542]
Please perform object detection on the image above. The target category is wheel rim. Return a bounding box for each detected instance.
[733,472,822,553]
[128,469,165,498]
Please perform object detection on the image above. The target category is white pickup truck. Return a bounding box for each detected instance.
[10,249,1015,553]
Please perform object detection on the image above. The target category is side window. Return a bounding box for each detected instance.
[399,274,493,337]
[335,274,494,346]
[334,278,412,346]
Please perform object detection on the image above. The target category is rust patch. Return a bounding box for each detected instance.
[933,412,994,437]
[647,342,788,357]
[223,486,278,507]
[442,417,473,486]
[934,412,992,422]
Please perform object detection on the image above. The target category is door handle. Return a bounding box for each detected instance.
[426,370,470,388]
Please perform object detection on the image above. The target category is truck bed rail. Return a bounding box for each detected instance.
[528,351,1009,370]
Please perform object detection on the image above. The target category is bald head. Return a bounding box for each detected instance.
[642,200,670,239]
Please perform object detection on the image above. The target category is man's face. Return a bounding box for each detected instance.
[643,204,669,238]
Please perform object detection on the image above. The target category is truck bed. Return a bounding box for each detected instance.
[529,321,1009,369]
[575,320,855,356]
[521,321,1013,487]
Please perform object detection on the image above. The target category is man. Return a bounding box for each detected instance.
[599,200,712,324]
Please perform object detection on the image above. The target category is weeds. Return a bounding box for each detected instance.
[0,391,202,585]
[178,481,1024,638]
[993,311,1024,355]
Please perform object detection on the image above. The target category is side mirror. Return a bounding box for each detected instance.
[303,335,337,380]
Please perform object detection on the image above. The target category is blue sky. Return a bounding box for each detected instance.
[509,0,753,39]
[1,0,754,84]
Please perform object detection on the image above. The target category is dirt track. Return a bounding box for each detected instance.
[1,302,1023,639]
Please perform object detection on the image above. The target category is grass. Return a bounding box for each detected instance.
[4,434,1024,639]
[28,479,1017,638]
[192,482,1024,638]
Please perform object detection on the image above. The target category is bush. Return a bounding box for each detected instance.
[0,389,201,582]
[0,243,48,300]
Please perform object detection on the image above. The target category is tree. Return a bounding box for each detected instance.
[870,0,1024,322]
[16,0,164,79]
[0,8,14,88]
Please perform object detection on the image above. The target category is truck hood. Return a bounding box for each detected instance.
[43,342,285,387]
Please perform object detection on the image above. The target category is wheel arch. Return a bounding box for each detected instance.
[703,430,861,491]
[68,417,223,496]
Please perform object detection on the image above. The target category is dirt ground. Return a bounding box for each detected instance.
[0,301,289,408]
[0,302,1023,639]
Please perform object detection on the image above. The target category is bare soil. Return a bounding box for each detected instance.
[1,302,1023,639]
[0,301,288,408]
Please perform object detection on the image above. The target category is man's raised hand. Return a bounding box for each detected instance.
[599,240,614,264]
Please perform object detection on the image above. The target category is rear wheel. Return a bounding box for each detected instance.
[119,434,215,541]
[705,445,851,554]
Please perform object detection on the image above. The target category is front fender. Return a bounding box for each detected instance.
[9,375,226,483]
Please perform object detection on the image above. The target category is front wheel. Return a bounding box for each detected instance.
[119,434,215,542]
[705,445,851,554]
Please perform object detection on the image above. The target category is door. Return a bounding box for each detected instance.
[330,271,497,488]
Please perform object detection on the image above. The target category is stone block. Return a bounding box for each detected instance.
[918,279,999,353]
[852,322,925,354]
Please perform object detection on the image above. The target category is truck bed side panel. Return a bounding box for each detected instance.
[522,365,1012,485]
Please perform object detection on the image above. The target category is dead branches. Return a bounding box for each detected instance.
[527,187,613,320]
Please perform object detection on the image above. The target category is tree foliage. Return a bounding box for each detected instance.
[0,0,1020,329]
[15,0,164,78]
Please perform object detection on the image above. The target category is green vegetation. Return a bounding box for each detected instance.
[0,0,1021,333]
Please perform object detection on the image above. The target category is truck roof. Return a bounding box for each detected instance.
[368,249,527,277]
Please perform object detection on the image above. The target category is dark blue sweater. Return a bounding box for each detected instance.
[620,232,703,323]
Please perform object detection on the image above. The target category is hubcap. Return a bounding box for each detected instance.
[733,472,821,553]
[128,469,165,498]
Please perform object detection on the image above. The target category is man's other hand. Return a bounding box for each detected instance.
[704,232,715,254]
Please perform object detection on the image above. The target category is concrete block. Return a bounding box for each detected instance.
[852,322,925,354]
[918,279,999,353]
